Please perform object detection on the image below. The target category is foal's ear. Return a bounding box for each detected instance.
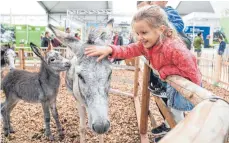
[30,42,45,60]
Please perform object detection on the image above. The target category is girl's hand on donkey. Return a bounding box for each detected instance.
[85,46,113,62]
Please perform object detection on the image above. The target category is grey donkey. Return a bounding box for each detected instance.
[49,19,114,143]
[1,42,71,140]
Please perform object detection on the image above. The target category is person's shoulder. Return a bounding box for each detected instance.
[165,38,188,53]
[164,6,176,12]
[165,6,174,10]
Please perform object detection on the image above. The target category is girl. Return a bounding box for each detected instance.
[85,5,201,141]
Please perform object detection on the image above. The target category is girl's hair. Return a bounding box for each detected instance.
[132,5,178,41]
[137,1,150,6]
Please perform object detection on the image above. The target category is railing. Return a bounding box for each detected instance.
[14,47,70,69]
[196,48,229,90]
[134,56,229,143]
[13,47,229,91]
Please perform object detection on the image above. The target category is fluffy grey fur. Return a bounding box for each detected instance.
[49,19,113,137]
[1,43,70,140]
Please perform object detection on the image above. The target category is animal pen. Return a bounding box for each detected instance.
[10,47,229,142]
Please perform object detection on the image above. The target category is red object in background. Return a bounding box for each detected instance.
[75,36,80,40]
[114,35,119,45]
[52,38,62,47]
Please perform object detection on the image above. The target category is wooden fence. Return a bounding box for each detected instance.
[196,49,229,90]
[14,47,69,69]
[14,47,229,91]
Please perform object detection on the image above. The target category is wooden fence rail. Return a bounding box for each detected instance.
[197,50,229,90]
[14,47,229,91]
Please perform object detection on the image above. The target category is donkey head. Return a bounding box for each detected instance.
[49,19,114,134]
[1,43,16,70]
[30,42,71,73]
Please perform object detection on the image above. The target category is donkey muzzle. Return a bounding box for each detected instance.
[92,120,110,134]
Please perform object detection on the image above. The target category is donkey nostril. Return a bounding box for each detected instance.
[92,124,96,132]
[104,120,110,132]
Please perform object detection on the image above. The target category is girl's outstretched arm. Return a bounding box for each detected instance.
[85,46,112,62]
[85,42,145,62]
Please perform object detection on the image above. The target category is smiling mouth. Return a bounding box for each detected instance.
[142,41,148,44]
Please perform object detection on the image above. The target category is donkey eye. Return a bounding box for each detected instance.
[78,74,85,83]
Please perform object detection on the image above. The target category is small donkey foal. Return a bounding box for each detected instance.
[1,42,70,140]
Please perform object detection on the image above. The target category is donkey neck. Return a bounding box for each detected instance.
[38,62,60,87]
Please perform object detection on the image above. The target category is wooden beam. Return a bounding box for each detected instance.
[214,55,222,83]
[140,63,150,134]
[134,96,149,143]
[134,96,141,130]
[20,49,25,70]
[109,88,133,98]
[134,57,140,97]
[160,99,229,143]
[154,96,176,128]
[111,64,135,71]
[140,133,150,143]
[166,75,215,105]
[148,110,157,128]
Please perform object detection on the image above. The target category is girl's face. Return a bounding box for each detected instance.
[133,20,163,49]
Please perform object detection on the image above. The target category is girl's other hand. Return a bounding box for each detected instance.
[85,46,113,62]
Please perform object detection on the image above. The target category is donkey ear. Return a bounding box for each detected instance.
[30,42,44,59]
[47,41,53,51]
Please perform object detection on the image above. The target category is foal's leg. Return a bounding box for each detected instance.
[1,102,9,136]
[1,95,18,136]
[41,102,54,140]
[77,103,86,143]
[49,99,64,140]
[7,100,18,133]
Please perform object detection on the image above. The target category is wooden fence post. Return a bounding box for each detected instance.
[140,63,150,134]
[134,57,140,97]
[19,48,25,70]
[214,55,222,84]
[160,99,229,143]
[154,97,176,128]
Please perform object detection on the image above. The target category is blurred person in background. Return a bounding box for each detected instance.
[41,31,50,47]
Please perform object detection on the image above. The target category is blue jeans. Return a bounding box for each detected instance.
[166,84,194,111]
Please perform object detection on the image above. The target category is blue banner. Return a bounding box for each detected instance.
[184,26,210,48]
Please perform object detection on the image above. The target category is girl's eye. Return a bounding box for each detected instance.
[142,31,147,34]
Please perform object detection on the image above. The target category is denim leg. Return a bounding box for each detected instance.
[166,84,194,111]
[170,107,185,123]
